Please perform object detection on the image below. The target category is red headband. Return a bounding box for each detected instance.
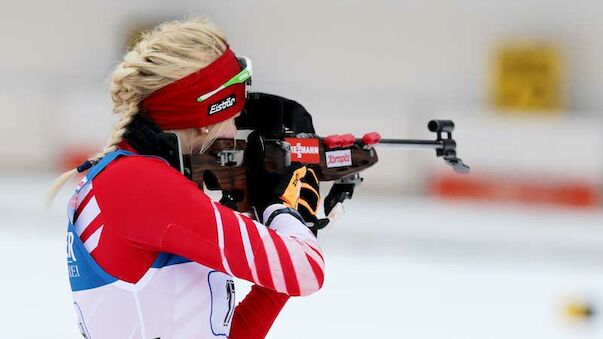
[141,48,246,129]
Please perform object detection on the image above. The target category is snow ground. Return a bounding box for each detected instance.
[1,172,603,338]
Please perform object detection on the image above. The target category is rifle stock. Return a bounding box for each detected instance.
[184,138,379,213]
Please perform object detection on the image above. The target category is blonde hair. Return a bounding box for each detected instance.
[49,18,230,203]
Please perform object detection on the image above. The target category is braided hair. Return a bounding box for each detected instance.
[49,18,229,203]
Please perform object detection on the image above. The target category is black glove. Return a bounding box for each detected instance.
[297,168,330,235]
[245,131,307,221]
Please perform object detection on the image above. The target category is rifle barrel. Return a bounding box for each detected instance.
[376,139,442,149]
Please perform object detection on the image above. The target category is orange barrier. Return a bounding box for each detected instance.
[428,172,599,208]
[57,147,97,172]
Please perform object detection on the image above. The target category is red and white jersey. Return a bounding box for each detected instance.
[66,149,324,338]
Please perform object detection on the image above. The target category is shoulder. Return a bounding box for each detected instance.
[102,155,182,181]
[90,153,212,225]
[93,154,199,196]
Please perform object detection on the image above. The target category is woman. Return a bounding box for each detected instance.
[51,18,324,339]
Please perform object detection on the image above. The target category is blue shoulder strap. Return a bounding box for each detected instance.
[85,150,134,182]
[68,150,135,291]
[67,149,190,292]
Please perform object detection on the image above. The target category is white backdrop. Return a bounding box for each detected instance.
[2,0,603,190]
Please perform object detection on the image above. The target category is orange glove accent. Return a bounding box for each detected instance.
[279,166,307,208]
[297,168,320,217]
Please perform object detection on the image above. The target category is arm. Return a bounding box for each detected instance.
[229,285,290,339]
[98,156,324,296]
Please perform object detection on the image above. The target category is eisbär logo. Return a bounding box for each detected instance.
[326,150,352,168]
[285,138,320,164]
[208,95,236,115]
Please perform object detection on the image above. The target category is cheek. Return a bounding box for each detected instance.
[220,121,237,138]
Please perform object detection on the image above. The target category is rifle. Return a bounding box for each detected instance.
[182,92,470,221]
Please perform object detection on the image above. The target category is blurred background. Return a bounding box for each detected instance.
[2,0,603,338]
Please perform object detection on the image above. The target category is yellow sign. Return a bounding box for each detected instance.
[492,43,564,112]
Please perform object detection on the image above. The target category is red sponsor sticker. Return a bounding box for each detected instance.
[285,138,321,164]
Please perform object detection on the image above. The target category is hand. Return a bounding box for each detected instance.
[246,131,307,218]
[297,168,329,235]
